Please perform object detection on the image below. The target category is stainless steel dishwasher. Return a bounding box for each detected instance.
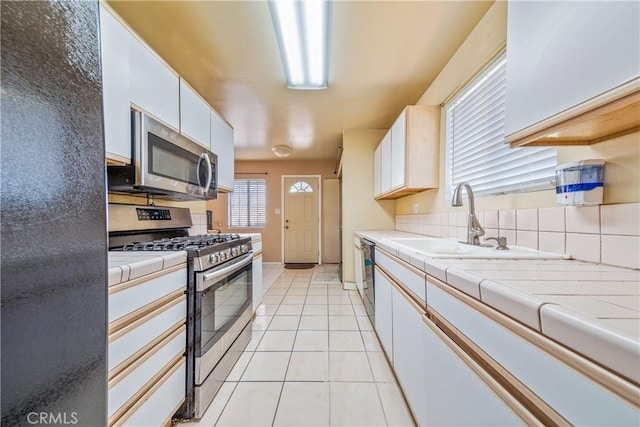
[359,238,375,325]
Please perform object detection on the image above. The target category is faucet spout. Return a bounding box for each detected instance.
[451,182,485,245]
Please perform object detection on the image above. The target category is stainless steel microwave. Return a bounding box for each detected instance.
[108,110,218,201]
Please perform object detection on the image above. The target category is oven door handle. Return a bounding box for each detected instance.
[198,252,253,291]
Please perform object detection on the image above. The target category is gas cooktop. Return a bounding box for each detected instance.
[118,234,243,252]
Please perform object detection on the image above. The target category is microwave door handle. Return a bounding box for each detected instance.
[198,252,253,291]
[202,153,213,193]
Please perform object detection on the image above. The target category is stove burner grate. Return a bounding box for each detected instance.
[120,234,241,251]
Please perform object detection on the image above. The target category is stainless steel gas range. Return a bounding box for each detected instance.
[108,203,253,420]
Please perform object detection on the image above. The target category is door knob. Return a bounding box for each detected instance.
[285,226,289,229]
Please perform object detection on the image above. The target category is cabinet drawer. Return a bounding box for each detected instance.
[376,250,426,304]
[115,357,186,427]
[109,293,185,373]
[109,265,186,323]
[427,279,639,425]
[109,326,185,420]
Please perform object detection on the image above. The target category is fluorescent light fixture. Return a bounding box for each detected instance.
[269,0,331,89]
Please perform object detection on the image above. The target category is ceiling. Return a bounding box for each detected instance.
[108,0,494,161]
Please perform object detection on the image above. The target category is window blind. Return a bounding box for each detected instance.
[228,179,266,228]
[446,52,557,197]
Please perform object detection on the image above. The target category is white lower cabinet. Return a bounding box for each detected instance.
[391,284,427,425]
[421,314,525,426]
[252,254,263,311]
[380,262,520,426]
[108,264,187,427]
[251,236,263,311]
[374,266,393,361]
[427,279,640,426]
[372,248,639,426]
[117,358,186,427]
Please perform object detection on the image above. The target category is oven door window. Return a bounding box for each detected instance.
[197,263,252,355]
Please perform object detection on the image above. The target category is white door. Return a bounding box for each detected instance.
[284,177,319,263]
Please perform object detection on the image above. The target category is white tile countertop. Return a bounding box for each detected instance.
[356,230,640,384]
[206,231,262,241]
[240,233,262,241]
[108,251,188,286]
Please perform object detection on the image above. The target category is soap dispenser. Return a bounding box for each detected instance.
[555,159,604,206]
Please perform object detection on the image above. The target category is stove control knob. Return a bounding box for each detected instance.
[241,244,249,253]
[231,247,239,256]
[209,254,219,264]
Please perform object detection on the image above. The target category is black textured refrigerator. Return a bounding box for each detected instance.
[1,1,107,426]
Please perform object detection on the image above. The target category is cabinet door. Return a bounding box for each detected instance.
[252,255,263,311]
[422,315,525,426]
[390,109,406,190]
[179,79,210,148]
[505,1,640,136]
[373,144,381,197]
[129,35,179,130]
[100,5,131,162]
[373,267,393,361]
[211,110,234,191]
[380,131,392,194]
[392,285,427,425]
[427,280,640,426]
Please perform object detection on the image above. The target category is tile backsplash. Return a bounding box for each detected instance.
[189,213,208,235]
[395,203,640,270]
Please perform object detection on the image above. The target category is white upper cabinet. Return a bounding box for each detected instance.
[100,5,131,163]
[390,109,406,190]
[373,144,381,197]
[179,79,210,148]
[210,110,234,192]
[129,34,180,130]
[374,105,439,199]
[505,1,640,147]
[380,130,392,195]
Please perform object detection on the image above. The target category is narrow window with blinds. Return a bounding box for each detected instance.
[445,52,557,198]
[228,179,266,228]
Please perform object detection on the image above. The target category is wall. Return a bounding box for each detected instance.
[322,178,341,264]
[341,130,396,283]
[206,160,337,262]
[394,2,640,220]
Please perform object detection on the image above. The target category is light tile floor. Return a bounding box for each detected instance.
[183,263,415,427]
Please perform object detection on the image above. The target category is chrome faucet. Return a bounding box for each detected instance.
[451,182,485,245]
